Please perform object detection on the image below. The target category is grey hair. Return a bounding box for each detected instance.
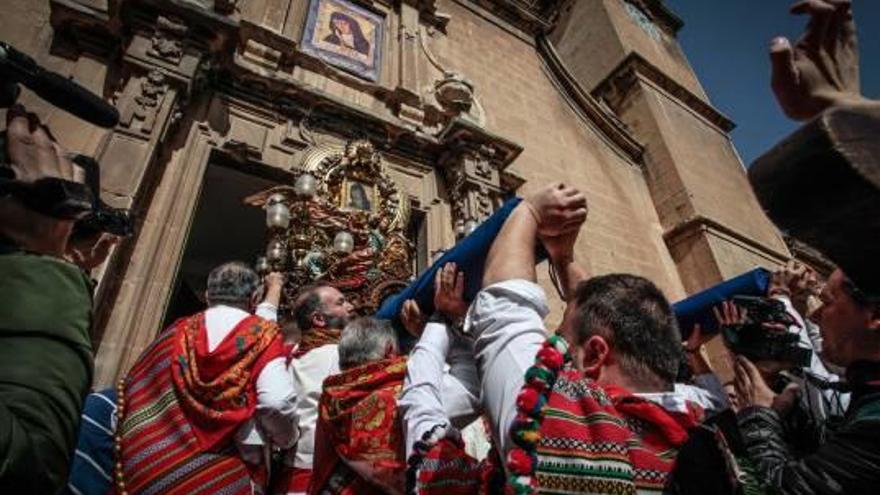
[337,317,398,370]
[205,261,260,308]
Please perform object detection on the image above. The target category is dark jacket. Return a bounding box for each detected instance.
[737,361,880,495]
[0,242,95,494]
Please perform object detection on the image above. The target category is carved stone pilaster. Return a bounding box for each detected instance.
[443,144,503,238]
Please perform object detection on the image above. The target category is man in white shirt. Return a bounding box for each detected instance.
[115,262,298,494]
[275,284,353,495]
[466,184,741,493]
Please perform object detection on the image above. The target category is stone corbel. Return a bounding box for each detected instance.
[49,0,122,59]
[399,0,450,32]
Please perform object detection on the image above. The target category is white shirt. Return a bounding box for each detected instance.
[675,374,729,412]
[288,344,340,470]
[398,321,482,459]
[203,304,299,455]
[466,279,698,459]
[772,295,849,421]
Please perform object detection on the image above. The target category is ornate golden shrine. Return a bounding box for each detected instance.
[245,140,412,314]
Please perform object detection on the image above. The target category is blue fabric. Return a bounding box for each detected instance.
[376,198,542,346]
[62,389,116,495]
[672,268,772,340]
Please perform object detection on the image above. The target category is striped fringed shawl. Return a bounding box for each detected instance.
[508,336,703,495]
[114,314,278,495]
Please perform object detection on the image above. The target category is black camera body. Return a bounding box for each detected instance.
[722,295,812,368]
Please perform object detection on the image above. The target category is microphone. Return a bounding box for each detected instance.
[0,41,119,128]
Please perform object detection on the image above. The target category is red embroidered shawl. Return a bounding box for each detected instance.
[172,312,284,451]
[411,434,504,495]
[115,312,283,494]
[292,327,341,359]
[309,356,408,495]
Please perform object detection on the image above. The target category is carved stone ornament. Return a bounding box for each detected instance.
[444,145,501,238]
[244,140,412,314]
[118,70,168,133]
[148,16,188,65]
[435,71,475,113]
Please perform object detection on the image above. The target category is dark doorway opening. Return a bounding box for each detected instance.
[161,159,290,328]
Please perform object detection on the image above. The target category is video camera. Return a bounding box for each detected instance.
[1,42,132,236]
[721,295,812,368]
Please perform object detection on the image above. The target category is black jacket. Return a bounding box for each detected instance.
[737,361,880,495]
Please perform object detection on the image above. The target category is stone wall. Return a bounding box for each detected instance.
[1,0,791,384]
[433,0,689,323]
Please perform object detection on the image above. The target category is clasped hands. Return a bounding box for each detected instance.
[525,182,588,263]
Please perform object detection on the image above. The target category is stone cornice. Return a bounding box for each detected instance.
[664,215,789,264]
[220,62,523,171]
[593,52,735,134]
[632,0,683,35]
[537,35,643,164]
[459,0,572,35]
[48,0,526,174]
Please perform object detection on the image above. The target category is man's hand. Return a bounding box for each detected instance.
[770,260,820,316]
[1,105,87,256]
[734,356,801,416]
[684,324,715,375]
[262,271,285,306]
[541,229,582,265]
[265,271,284,289]
[434,262,467,321]
[713,300,746,327]
[734,355,777,409]
[5,104,84,184]
[66,233,119,270]
[400,299,425,338]
[770,0,868,120]
[525,183,587,238]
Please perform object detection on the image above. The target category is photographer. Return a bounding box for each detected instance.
[0,104,112,493]
[733,269,880,494]
[716,274,842,459]
[731,0,880,489]
[769,262,849,422]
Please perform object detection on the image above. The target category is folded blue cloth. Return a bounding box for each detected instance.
[377,198,545,345]
[672,268,771,340]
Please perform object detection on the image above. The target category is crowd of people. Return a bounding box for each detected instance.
[1,1,878,494]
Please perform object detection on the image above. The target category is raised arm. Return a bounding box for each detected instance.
[400,263,473,458]
[472,183,587,457]
[255,272,284,322]
[483,183,587,287]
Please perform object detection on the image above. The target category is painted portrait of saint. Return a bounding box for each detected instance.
[346,181,373,211]
[324,11,370,56]
[301,0,384,81]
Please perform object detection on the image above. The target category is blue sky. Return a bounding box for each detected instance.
[666,0,880,166]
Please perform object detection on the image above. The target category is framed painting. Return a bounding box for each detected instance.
[342,179,376,212]
[301,0,384,81]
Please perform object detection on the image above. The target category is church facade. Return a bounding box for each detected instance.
[1,0,788,387]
